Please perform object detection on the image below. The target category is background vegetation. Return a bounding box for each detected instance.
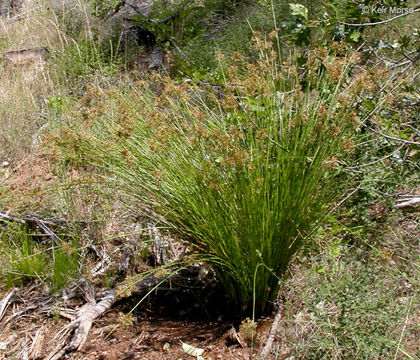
[0,0,418,358]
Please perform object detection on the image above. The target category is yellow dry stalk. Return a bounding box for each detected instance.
[117,312,135,329]
[239,317,258,345]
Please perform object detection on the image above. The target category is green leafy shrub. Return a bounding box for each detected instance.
[88,0,121,18]
[178,0,325,74]
[180,0,290,73]
[48,0,121,87]
[51,38,120,88]
[306,267,406,358]
[284,0,412,46]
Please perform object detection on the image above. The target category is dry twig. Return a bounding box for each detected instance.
[29,327,45,360]
[368,127,420,146]
[395,197,420,209]
[0,212,89,243]
[3,6,42,24]
[0,288,17,322]
[346,144,405,169]
[260,302,283,359]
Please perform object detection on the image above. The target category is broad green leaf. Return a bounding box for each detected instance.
[289,3,308,19]
[349,30,361,42]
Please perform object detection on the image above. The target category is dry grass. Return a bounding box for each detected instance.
[0,1,56,162]
[0,66,51,162]
[0,0,100,162]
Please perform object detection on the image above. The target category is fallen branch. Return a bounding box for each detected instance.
[3,6,42,24]
[0,288,17,322]
[2,47,49,66]
[346,144,405,169]
[260,301,283,359]
[126,2,145,16]
[0,213,60,243]
[0,212,25,224]
[32,218,60,244]
[395,197,420,209]
[103,0,176,23]
[0,212,87,243]
[29,327,45,360]
[3,304,41,325]
[368,127,420,146]
[102,0,126,21]
[48,288,116,360]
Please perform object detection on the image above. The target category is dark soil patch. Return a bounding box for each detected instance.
[0,273,275,360]
[121,268,238,323]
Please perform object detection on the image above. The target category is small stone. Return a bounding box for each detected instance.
[1,161,9,168]
[45,174,52,181]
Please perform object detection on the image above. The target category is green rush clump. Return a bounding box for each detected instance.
[80,46,369,315]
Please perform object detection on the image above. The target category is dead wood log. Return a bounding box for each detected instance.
[48,289,116,360]
[2,47,49,66]
[48,265,201,358]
